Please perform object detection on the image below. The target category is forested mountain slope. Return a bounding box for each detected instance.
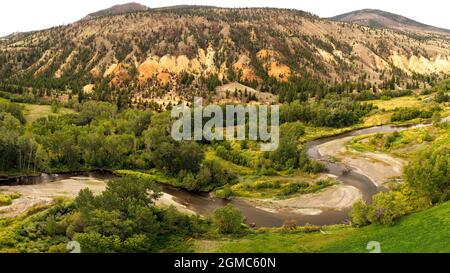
[1,6,449,105]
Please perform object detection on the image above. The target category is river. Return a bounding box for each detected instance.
[0,118,446,227]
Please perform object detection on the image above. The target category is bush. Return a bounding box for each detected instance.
[178,167,221,192]
[350,201,370,227]
[367,191,413,225]
[435,92,449,103]
[51,100,60,114]
[306,179,336,193]
[255,181,281,190]
[404,147,450,203]
[215,184,233,199]
[213,205,245,234]
[302,223,321,233]
[48,243,69,253]
[122,234,153,253]
[0,101,26,124]
[433,79,450,93]
[350,184,428,226]
[279,182,309,196]
[302,159,325,173]
[277,179,335,198]
[74,233,121,253]
[0,192,21,206]
[282,220,297,232]
[391,107,434,122]
[195,160,238,192]
[216,145,249,167]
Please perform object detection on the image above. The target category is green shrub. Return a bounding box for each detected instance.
[302,223,321,233]
[0,101,26,124]
[216,145,250,167]
[74,233,121,253]
[306,179,336,193]
[435,92,449,103]
[350,200,370,227]
[367,191,414,225]
[391,107,434,122]
[302,159,326,174]
[254,181,282,190]
[350,184,429,226]
[404,147,450,203]
[213,205,245,234]
[215,184,234,199]
[48,243,69,253]
[279,182,309,196]
[0,192,21,206]
[277,179,335,198]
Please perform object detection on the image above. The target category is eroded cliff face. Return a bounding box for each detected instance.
[390,54,450,75]
[136,47,216,84]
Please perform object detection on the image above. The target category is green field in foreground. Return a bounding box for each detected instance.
[197,201,450,253]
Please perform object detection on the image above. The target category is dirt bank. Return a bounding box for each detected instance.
[316,136,406,186]
[250,184,362,216]
[0,176,195,218]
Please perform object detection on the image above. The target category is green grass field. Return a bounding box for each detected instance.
[0,96,74,124]
[368,96,424,111]
[198,201,450,253]
[20,103,74,124]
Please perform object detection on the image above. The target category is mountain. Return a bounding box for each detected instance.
[84,2,149,20]
[1,31,35,40]
[331,9,450,36]
[1,6,449,106]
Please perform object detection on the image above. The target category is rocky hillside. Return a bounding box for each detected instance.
[1,6,449,106]
[83,2,149,20]
[331,9,450,36]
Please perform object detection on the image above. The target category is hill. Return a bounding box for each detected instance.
[1,6,450,106]
[331,9,450,36]
[83,2,149,20]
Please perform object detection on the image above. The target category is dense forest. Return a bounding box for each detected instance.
[0,96,332,191]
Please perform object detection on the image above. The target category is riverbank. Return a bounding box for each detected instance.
[249,184,362,216]
[195,200,450,253]
[0,173,197,218]
[316,135,406,186]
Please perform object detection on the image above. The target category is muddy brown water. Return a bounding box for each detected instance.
[0,171,349,227]
[0,119,445,227]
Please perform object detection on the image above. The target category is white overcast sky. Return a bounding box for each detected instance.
[1,0,449,36]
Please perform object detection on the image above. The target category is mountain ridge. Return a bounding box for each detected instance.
[330,9,450,36]
[1,6,449,107]
[83,2,149,20]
